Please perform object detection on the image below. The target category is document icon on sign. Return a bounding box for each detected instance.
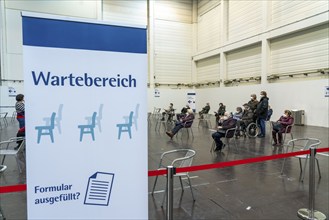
[84,172,115,206]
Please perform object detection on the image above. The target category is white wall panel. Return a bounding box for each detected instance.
[227,1,262,42]
[226,44,261,79]
[153,0,192,84]
[270,24,329,74]
[5,0,98,19]
[197,0,220,16]
[154,19,192,84]
[102,0,147,26]
[154,0,192,23]
[5,9,22,54]
[197,4,221,53]
[271,0,328,28]
[7,53,23,80]
[196,55,220,83]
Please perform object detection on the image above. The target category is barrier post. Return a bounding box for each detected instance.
[297,147,326,220]
[166,166,175,220]
[0,205,6,220]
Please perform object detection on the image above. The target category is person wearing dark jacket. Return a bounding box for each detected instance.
[176,104,190,120]
[248,94,259,112]
[255,91,269,138]
[214,103,226,125]
[166,109,195,139]
[272,110,294,146]
[236,103,254,135]
[199,103,210,119]
[212,112,237,151]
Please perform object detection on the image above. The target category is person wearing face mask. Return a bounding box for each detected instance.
[214,103,226,126]
[248,94,259,112]
[255,91,269,138]
[236,103,254,137]
[233,107,243,120]
[212,111,237,151]
[272,110,294,146]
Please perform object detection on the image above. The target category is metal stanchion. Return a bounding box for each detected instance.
[297,147,326,220]
[0,205,6,220]
[166,166,175,220]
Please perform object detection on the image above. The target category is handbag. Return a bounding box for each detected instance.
[272,122,282,131]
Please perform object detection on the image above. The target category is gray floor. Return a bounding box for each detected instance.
[1,116,328,220]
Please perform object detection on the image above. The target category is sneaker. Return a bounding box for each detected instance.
[214,146,221,152]
[272,143,278,146]
[257,134,265,138]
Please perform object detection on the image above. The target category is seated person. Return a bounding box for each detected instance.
[176,104,190,120]
[232,107,243,120]
[272,110,294,146]
[161,103,174,121]
[212,112,237,152]
[248,94,259,112]
[198,103,210,119]
[166,109,194,139]
[236,104,254,135]
[214,103,226,124]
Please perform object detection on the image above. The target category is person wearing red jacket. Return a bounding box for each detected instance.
[166,109,194,139]
[272,110,294,146]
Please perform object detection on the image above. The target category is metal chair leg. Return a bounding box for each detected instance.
[187,176,195,201]
[152,175,159,195]
[301,157,308,182]
[179,176,184,191]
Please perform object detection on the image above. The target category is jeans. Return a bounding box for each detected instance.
[212,131,225,149]
[258,118,266,136]
[17,118,25,129]
[172,122,184,135]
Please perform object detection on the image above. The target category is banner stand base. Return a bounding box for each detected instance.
[297,208,326,220]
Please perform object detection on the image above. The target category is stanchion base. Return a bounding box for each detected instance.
[297,208,327,220]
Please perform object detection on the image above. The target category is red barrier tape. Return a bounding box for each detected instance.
[1,147,328,193]
[0,184,26,194]
[148,147,329,176]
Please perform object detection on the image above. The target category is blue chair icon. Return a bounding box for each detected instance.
[124,103,139,131]
[85,104,103,132]
[116,111,133,140]
[43,104,63,134]
[78,112,97,142]
[35,112,56,144]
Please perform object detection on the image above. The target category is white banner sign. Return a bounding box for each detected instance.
[23,13,147,219]
[187,92,196,112]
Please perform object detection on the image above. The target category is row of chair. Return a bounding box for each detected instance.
[0,137,25,173]
[150,137,322,207]
[35,104,140,143]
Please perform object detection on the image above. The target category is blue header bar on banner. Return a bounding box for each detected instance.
[22,16,147,54]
